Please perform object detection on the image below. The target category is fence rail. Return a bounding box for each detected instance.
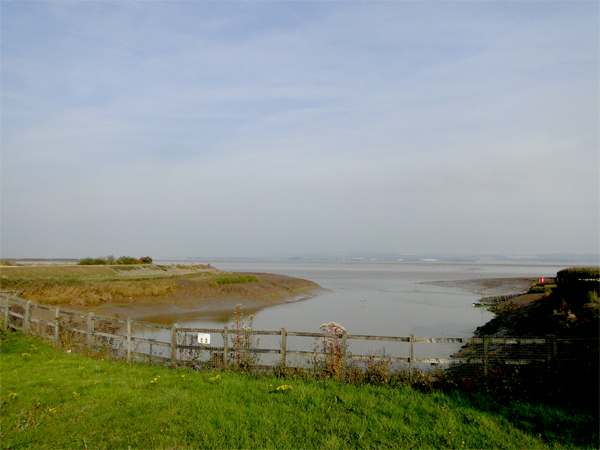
[1,294,596,381]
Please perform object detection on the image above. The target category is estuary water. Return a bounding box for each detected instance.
[157,260,569,338]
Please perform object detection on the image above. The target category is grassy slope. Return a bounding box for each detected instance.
[1,332,597,449]
[0,264,212,281]
[0,265,319,308]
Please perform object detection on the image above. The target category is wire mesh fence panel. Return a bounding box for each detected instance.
[55,310,88,350]
[446,339,486,379]
[92,316,128,356]
[29,304,56,324]
[285,333,324,370]
[177,328,224,370]
[345,336,409,376]
[28,303,56,341]
[227,330,282,371]
[130,321,172,360]
[7,301,26,331]
[59,310,87,333]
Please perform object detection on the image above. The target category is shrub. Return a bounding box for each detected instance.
[78,257,107,265]
[556,267,599,284]
[116,256,138,265]
[556,267,599,304]
[364,351,392,385]
[529,285,556,294]
[79,256,152,266]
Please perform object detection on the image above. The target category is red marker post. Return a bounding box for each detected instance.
[540,277,544,284]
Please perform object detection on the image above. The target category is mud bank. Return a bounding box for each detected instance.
[74,272,321,322]
[423,277,538,297]
[1,264,321,322]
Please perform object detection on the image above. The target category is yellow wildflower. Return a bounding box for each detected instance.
[21,353,31,357]
[8,392,17,399]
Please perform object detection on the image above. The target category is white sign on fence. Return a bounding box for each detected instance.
[198,333,210,345]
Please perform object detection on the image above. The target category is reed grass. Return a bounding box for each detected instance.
[208,275,260,286]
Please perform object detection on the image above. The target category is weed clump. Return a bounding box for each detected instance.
[230,304,260,371]
[313,322,347,380]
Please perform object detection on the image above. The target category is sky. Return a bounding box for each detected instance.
[1,1,598,260]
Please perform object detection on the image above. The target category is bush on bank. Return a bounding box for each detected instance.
[78,255,153,265]
[556,267,600,284]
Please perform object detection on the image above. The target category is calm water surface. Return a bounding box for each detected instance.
[157,260,569,338]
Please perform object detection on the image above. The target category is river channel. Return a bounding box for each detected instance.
[144,260,569,338]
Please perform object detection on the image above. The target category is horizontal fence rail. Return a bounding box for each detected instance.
[1,294,597,382]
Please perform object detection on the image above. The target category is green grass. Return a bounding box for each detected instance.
[1,332,597,449]
[208,275,260,286]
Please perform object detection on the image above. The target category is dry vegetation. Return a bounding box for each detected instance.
[0,264,320,309]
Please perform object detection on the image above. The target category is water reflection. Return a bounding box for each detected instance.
[143,261,568,338]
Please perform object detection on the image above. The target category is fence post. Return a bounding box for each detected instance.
[409,333,414,383]
[171,323,178,368]
[86,312,94,348]
[340,330,347,382]
[23,300,32,334]
[4,295,10,328]
[222,326,229,371]
[483,335,489,378]
[127,317,132,364]
[280,327,287,368]
[546,335,557,368]
[53,307,60,348]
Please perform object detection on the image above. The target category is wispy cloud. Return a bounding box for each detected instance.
[1,1,597,258]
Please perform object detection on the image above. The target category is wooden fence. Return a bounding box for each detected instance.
[1,294,594,381]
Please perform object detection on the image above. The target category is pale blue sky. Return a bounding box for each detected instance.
[1,1,598,259]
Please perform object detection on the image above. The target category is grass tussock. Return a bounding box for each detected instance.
[208,275,260,286]
[1,331,597,450]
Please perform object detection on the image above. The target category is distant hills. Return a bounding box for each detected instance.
[182,253,599,264]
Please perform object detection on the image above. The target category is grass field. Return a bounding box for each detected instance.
[1,331,597,449]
